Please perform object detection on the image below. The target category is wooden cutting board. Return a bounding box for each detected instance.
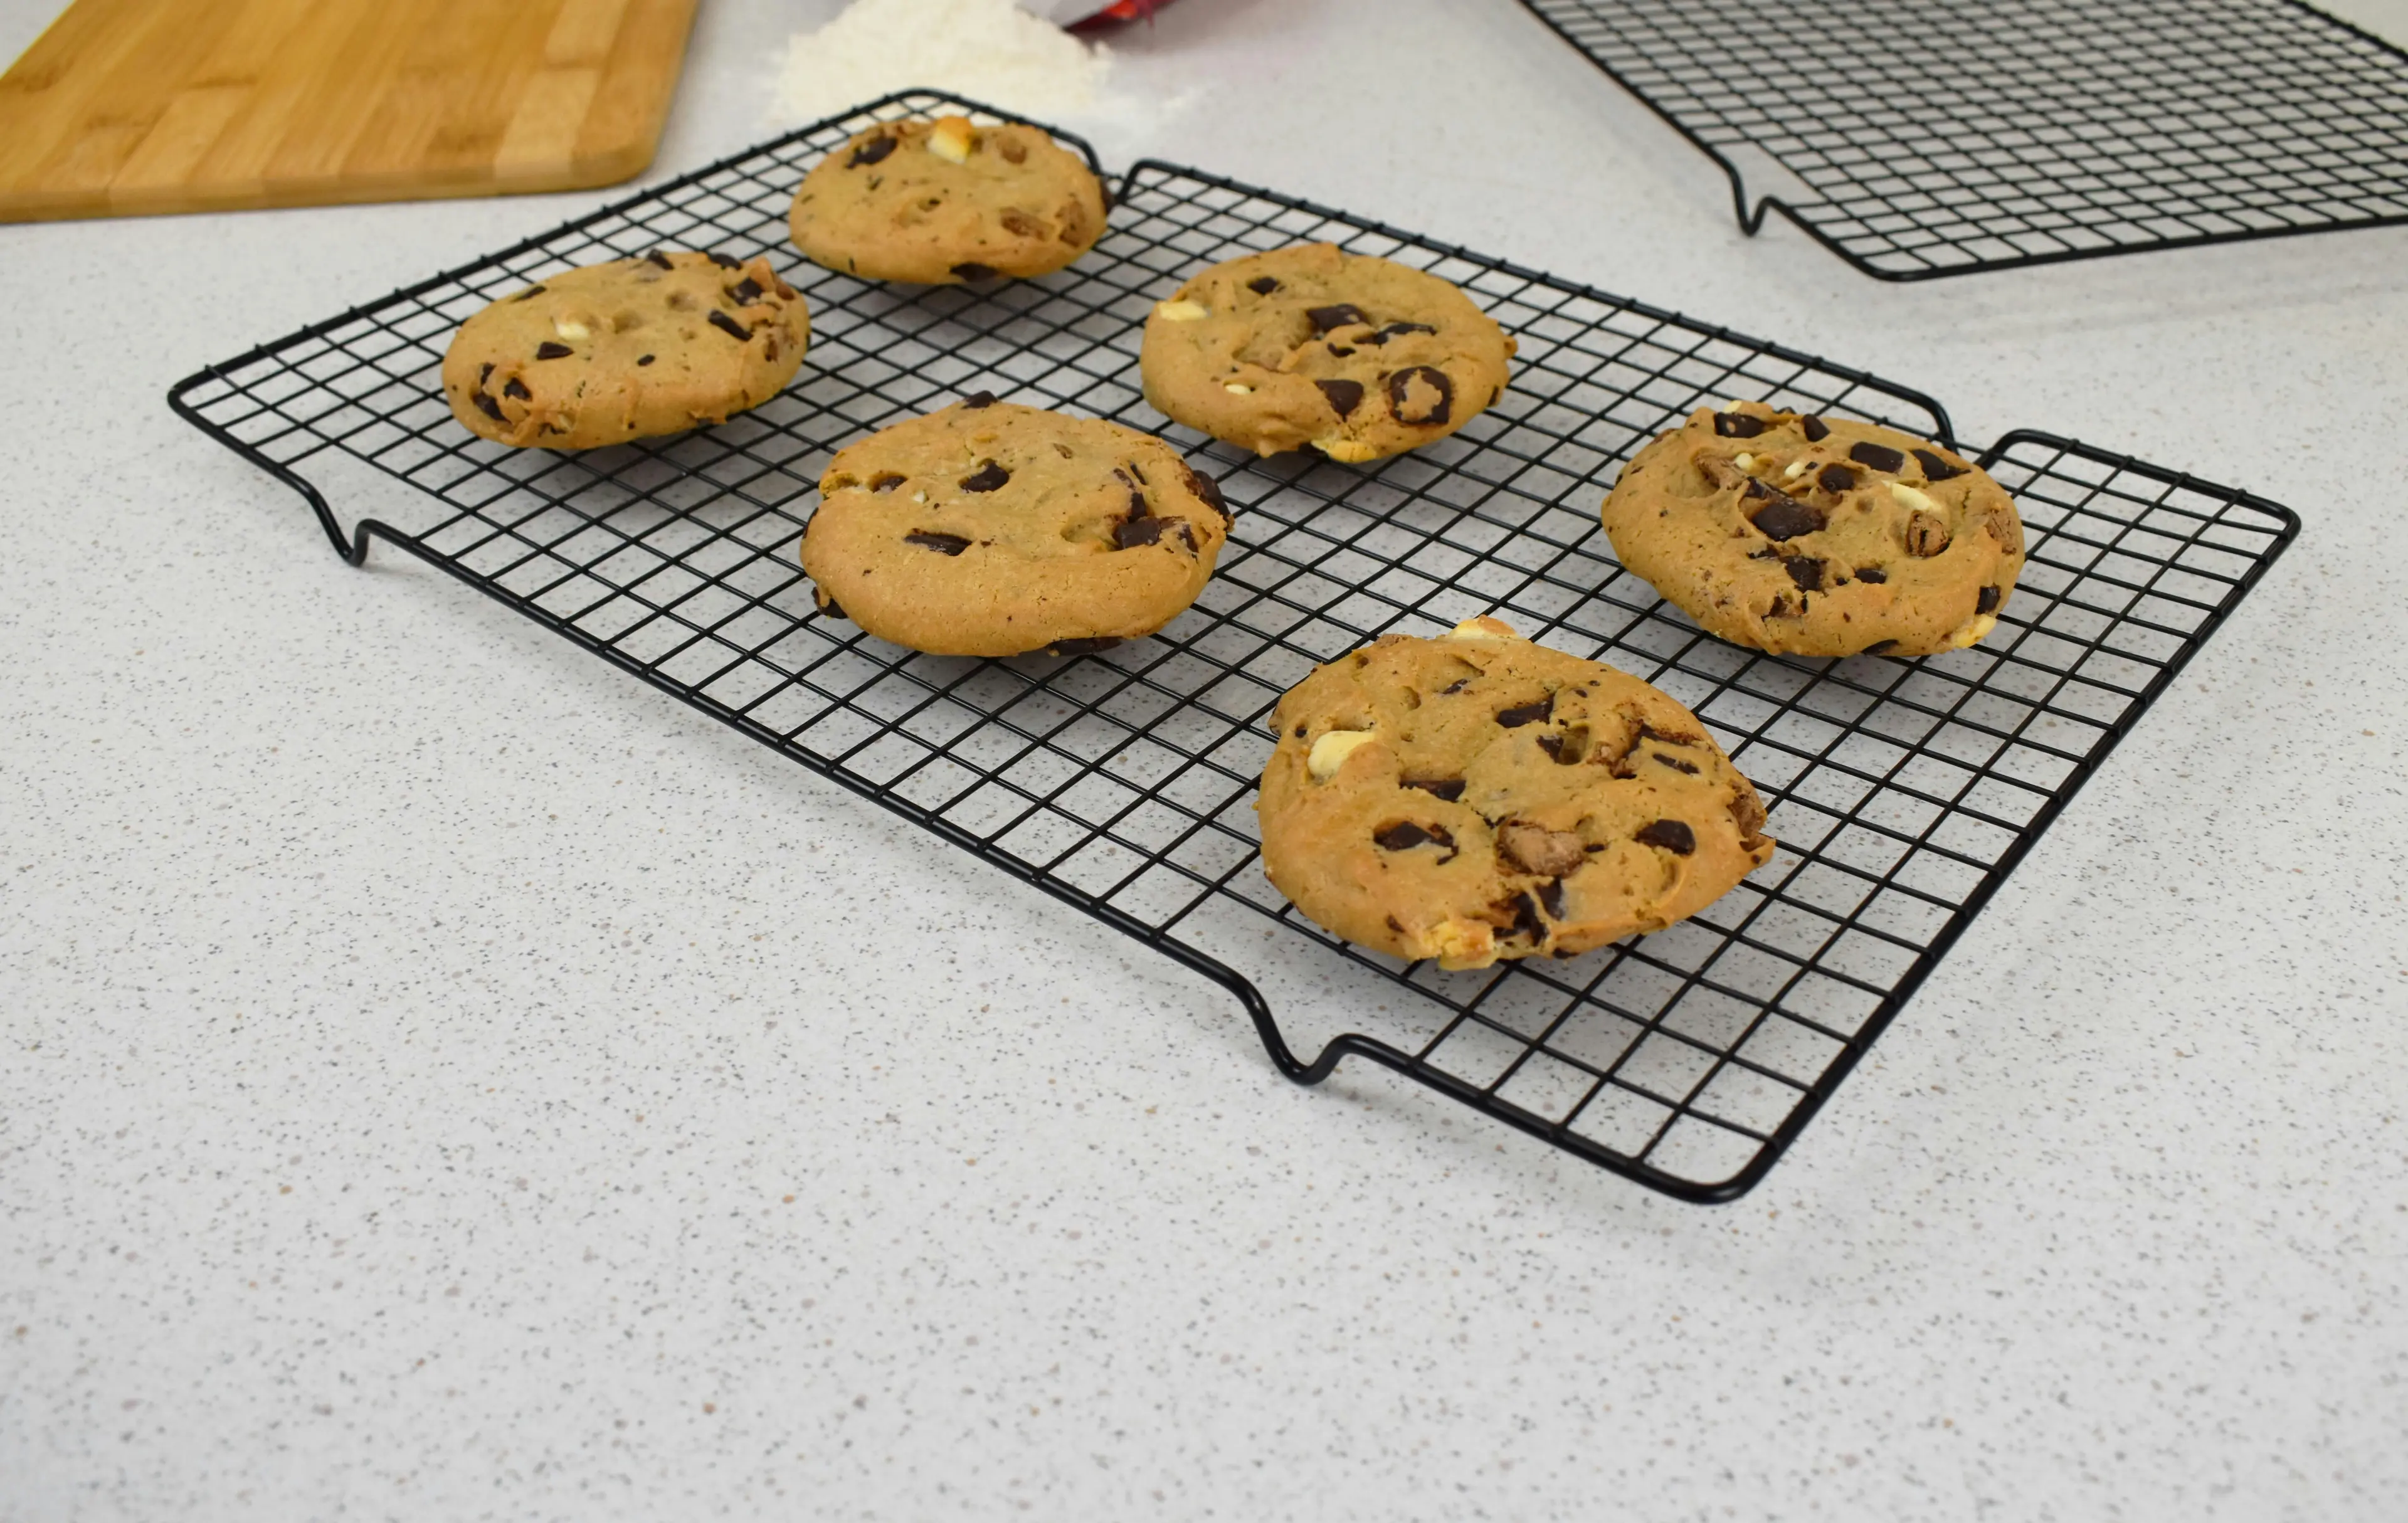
[0,0,700,223]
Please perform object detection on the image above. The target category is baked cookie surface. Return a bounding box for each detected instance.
[1255,618,1774,971]
[800,398,1230,657]
[788,117,1106,285]
[1138,243,1516,463]
[441,251,809,450]
[1600,403,2025,657]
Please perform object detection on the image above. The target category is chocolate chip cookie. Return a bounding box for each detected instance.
[788,117,1107,285]
[1255,618,1774,971]
[441,251,810,450]
[1138,243,1517,463]
[801,396,1231,657]
[1600,403,2025,658]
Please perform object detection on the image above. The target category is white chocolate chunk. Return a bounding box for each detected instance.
[1734,453,1756,472]
[1314,437,1380,463]
[1224,382,1254,394]
[1306,729,1378,780]
[1888,481,1940,514]
[1429,919,1497,971]
[1154,298,1210,322]
[927,118,975,164]
[1445,616,1519,641]
[552,319,591,340]
[1945,613,1998,649]
[1785,459,1811,480]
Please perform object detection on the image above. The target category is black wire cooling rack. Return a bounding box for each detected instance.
[169,92,2297,1200]
[1518,0,2408,280]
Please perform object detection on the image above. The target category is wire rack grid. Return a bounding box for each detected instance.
[168,92,2297,1200]
[1518,0,2408,280]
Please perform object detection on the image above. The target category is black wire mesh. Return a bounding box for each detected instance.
[1519,0,2408,279]
[168,92,2296,1199]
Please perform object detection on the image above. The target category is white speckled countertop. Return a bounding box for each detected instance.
[4,1,2407,1517]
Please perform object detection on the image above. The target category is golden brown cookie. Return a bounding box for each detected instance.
[1138,243,1516,463]
[440,251,809,450]
[800,396,1231,656]
[787,117,1106,285]
[1255,618,1774,970]
[1600,403,2025,657]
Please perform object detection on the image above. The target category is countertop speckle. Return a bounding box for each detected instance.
[4,1,2407,1518]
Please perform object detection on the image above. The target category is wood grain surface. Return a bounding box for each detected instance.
[0,0,700,223]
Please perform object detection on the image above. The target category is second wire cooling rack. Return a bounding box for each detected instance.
[170,92,2296,1200]
[1519,0,2408,280]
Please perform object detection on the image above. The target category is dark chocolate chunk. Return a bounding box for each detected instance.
[636,354,655,366]
[816,594,847,620]
[1536,734,1567,762]
[1634,819,1696,855]
[1639,723,1702,746]
[707,310,751,340]
[1977,585,2001,614]
[1246,276,1280,295]
[1495,695,1553,728]
[1181,466,1230,523]
[503,377,531,401]
[1817,464,1856,494]
[961,391,997,409]
[959,460,1010,492]
[1306,303,1368,334]
[1373,821,1455,853]
[1801,415,1830,442]
[1784,556,1824,591]
[1326,344,1354,358]
[1748,492,1825,542]
[905,531,971,556]
[1713,411,1766,438]
[707,251,741,269]
[1126,489,1149,519]
[1316,378,1365,418]
[1849,441,1905,473]
[1126,461,1146,485]
[1380,321,1437,338]
[1508,892,1547,946]
[1439,678,1469,695]
[473,393,505,421]
[1402,777,1465,801]
[1536,879,1565,920]
[1386,366,1453,427]
[1046,637,1122,656]
[1854,566,1887,584]
[731,277,763,304]
[1865,639,1899,655]
[510,286,546,303]
[1114,516,1168,549]
[535,342,573,360]
[870,473,906,492]
[848,135,897,167]
[478,362,494,386]
[1912,448,1966,481]
[1654,752,1701,775]
[951,262,998,281]
[646,251,674,270]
